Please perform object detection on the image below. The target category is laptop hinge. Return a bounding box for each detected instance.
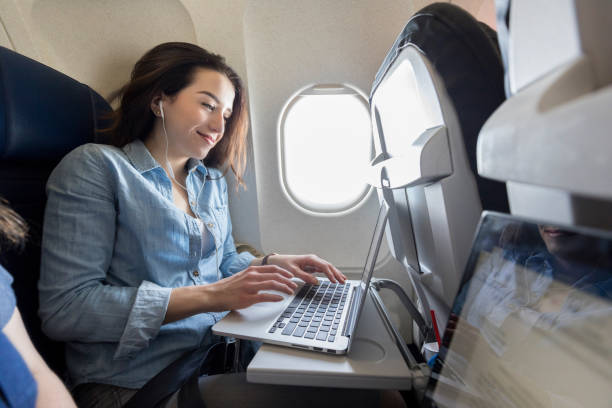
[342,285,362,338]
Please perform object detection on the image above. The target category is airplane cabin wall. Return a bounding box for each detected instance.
[0,0,495,341]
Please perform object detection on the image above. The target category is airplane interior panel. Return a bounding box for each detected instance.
[242,1,415,272]
[0,0,610,407]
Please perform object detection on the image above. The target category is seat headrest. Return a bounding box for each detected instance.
[0,46,111,160]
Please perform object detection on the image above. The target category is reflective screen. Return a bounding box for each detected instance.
[428,212,612,408]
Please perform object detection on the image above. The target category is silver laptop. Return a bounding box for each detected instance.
[213,202,389,355]
[425,211,612,408]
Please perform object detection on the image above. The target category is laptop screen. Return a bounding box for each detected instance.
[427,212,612,408]
[343,201,389,339]
[359,200,389,292]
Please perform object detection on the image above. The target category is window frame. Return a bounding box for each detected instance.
[277,83,374,216]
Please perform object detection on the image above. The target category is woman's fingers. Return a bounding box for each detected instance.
[324,262,346,283]
[214,269,297,310]
[219,256,348,311]
[249,280,296,295]
[300,255,347,284]
[252,265,294,279]
[285,264,320,285]
[253,292,285,303]
[245,270,296,287]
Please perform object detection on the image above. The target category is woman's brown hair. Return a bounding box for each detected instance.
[101,42,249,187]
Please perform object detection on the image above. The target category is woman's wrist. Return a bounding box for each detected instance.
[261,252,278,266]
[164,284,221,324]
[196,283,224,312]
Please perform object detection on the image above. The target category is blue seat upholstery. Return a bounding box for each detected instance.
[0,46,111,375]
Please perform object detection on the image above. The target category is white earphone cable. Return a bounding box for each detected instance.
[159,101,219,280]
[159,101,205,214]
[160,103,189,192]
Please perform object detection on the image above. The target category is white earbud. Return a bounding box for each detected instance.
[159,100,164,119]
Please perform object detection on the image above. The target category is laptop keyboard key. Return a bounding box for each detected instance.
[281,323,297,335]
[293,326,306,337]
[328,336,335,342]
[304,332,316,339]
[316,332,328,341]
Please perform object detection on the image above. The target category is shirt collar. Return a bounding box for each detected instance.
[186,157,208,177]
[122,139,208,178]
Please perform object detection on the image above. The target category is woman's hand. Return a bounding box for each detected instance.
[203,265,299,311]
[265,254,347,285]
[165,256,346,322]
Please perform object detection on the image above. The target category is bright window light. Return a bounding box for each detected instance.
[280,85,372,213]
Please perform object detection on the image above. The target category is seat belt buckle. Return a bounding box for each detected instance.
[223,337,241,373]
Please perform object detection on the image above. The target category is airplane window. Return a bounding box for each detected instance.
[280,84,372,214]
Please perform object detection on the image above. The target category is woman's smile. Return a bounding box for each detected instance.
[197,130,216,145]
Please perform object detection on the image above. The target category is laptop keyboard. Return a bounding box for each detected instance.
[268,282,350,342]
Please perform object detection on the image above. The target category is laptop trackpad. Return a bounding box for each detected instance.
[228,290,292,322]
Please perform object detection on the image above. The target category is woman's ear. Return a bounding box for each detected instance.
[150,96,163,117]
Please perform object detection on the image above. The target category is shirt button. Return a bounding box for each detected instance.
[193,270,199,277]
[208,223,214,228]
[190,201,195,206]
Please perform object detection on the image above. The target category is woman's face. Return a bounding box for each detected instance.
[160,68,235,161]
[538,225,597,262]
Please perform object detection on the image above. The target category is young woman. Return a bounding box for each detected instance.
[0,200,76,408]
[38,43,404,407]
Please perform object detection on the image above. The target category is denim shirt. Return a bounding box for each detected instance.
[38,140,254,389]
[0,264,16,329]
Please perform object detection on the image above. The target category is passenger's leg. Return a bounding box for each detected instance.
[163,372,407,408]
[72,383,137,408]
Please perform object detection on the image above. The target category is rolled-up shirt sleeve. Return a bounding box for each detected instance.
[220,230,255,277]
[114,280,170,359]
[38,145,170,358]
